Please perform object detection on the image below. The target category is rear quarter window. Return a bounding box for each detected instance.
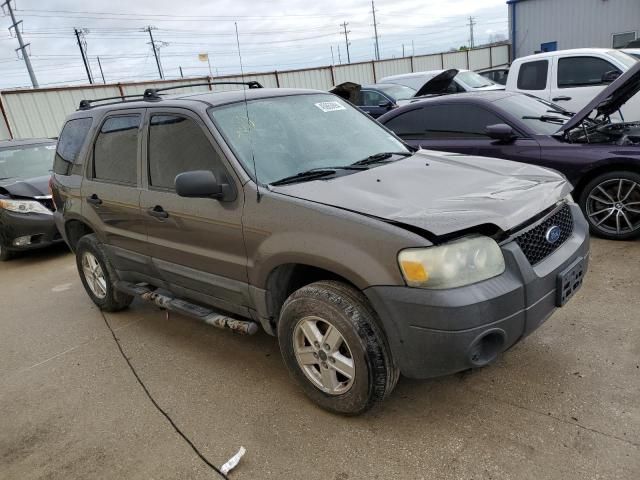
[53,117,93,175]
[517,60,548,90]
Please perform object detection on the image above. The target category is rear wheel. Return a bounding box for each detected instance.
[278,280,399,415]
[75,234,133,311]
[579,171,640,240]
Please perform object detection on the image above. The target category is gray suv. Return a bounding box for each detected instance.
[51,83,589,414]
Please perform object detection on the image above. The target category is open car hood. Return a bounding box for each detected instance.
[271,150,571,238]
[414,69,458,96]
[329,82,361,104]
[558,61,640,133]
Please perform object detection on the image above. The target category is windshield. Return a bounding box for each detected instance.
[493,94,570,135]
[609,49,638,68]
[456,71,495,88]
[209,94,408,185]
[0,143,56,180]
[376,84,416,100]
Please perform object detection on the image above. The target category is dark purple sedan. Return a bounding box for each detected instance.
[379,62,640,240]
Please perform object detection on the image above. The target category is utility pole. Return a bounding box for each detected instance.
[337,44,342,64]
[468,16,476,49]
[340,21,351,64]
[1,0,38,87]
[97,56,106,84]
[74,28,93,84]
[144,26,165,79]
[371,0,380,61]
[412,40,415,56]
[179,66,184,78]
[402,44,405,57]
[330,46,335,65]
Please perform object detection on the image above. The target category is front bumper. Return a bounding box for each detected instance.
[0,209,62,252]
[365,203,590,379]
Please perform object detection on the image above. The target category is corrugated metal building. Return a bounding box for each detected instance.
[0,44,510,140]
[508,0,640,58]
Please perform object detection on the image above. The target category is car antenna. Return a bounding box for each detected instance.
[235,22,261,202]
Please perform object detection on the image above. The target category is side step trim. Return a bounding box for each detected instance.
[115,281,259,335]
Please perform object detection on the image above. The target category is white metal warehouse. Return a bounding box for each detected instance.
[508,0,640,58]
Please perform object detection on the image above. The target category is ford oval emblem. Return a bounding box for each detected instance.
[545,225,562,244]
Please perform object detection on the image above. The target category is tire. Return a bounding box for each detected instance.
[277,280,399,415]
[0,244,14,261]
[75,234,133,312]
[578,170,640,240]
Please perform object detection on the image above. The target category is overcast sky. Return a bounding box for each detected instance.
[0,0,508,90]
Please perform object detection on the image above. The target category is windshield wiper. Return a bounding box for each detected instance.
[547,109,575,117]
[351,151,412,166]
[522,115,567,124]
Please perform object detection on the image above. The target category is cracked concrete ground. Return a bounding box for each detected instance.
[1,239,638,479]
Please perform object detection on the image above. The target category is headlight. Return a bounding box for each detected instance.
[0,198,53,215]
[398,235,505,289]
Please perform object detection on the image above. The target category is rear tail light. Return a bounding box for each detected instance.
[49,175,57,210]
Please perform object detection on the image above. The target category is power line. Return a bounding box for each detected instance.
[74,28,94,84]
[1,0,38,87]
[340,21,351,64]
[468,16,476,48]
[371,0,380,61]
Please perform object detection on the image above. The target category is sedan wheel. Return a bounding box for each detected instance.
[581,172,640,240]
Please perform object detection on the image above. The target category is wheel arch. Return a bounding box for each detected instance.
[573,161,640,200]
[64,219,96,251]
[262,262,361,332]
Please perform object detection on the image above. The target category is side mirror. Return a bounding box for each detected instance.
[378,101,394,109]
[485,123,516,142]
[175,170,228,200]
[602,70,621,83]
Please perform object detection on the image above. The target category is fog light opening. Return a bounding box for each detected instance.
[12,235,33,247]
[468,329,506,367]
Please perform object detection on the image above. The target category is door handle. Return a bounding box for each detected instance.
[87,194,102,205]
[552,96,572,101]
[147,205,169,219]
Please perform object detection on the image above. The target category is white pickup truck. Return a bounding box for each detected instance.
[506,48,639,119]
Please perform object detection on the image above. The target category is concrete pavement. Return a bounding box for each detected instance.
[1,239,638,479]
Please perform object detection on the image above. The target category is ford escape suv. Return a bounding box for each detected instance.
[51,83,590,415]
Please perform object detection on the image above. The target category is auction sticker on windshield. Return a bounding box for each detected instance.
[315,101,346,112]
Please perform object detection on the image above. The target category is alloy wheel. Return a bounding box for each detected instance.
[293,316,355,395]
[586,178,640,236]
[81,251,107,299]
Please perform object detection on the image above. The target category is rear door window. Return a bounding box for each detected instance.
[385,104,503,139]
[93,115,140,185]
[148,114,225,190]
[359,90,387,107]
[53,117,92,175]
[517,60,549,90]
[557,56,620,87]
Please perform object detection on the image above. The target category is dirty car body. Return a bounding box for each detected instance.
[51,87,589,414]
[0,139,60,259]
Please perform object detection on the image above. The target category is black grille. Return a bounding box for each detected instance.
[37,198,56,212]
[514,204,573,265]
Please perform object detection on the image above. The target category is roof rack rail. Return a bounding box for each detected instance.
[143,81,263,100]
[78,81,263,111]
[78,94,145,111]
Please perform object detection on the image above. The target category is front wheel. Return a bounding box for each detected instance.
[278,280,399,415]
[0,244,14,261]
[579,171,640,240]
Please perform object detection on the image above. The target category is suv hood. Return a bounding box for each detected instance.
[271,150,571,238]
[0,175,50,198]
[558,61,640,133]
[329,82,361,104]
[414,69,458,96]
